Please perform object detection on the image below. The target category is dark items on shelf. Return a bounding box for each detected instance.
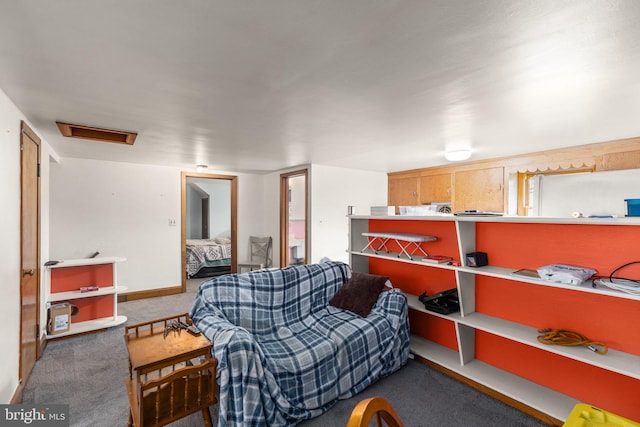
[418,288,460,314]
[465,251,488,267]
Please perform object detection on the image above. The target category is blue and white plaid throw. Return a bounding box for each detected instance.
[191,261,410,426]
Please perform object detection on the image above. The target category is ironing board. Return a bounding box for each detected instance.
[361,232,437,260]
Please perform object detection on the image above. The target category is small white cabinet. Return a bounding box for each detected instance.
[45,257,127,338]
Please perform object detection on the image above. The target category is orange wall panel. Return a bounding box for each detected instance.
[361,217,640,421]
[50,264,114,292]
[369,257,456,296]
[410,310,458,351]
[63,295,114,323]
[476,276,640,355]
[476,332,640,422]
[475,222,640,276]
[369,219,460,261]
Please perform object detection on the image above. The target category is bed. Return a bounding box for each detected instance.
[186,238,232,278]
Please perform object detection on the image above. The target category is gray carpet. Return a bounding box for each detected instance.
[22,279,548,427]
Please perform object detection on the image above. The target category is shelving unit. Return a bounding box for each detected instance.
[45,257,127,338]
[348,214,640,423]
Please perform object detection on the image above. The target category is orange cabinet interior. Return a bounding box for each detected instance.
[50,264,114,292]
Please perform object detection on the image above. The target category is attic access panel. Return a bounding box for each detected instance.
[56,122,137,145]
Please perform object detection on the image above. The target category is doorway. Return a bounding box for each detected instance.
[280,169,308,267]
[20,121,41,392]
[181,172,237,291]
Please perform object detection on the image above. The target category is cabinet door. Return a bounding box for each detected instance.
[453,167,504,212]
[388,175,418,208]
[419,173,452,204]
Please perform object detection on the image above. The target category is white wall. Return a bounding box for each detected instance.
[0,90,22,403]
[50,159,183,291]
[197,179,231,238]
[0,89,54,403]
[49,160,266,292]
[263,164,388,266]
[539,169,640,218]
[310,165,387,263]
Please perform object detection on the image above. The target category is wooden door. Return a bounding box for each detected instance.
[419,173,452,204]
[388,175,418,210]
[20,121,41,385]
[453,167,504,213]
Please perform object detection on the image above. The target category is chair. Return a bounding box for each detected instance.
[237,236,272,272]
[346,397,404,427]
[126,358,218,427]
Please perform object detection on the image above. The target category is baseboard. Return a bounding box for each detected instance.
[11,335,48,404]
[412,355,563,427]
[38,333,47,360]
[10,381,24,404]
[118,285,183,302]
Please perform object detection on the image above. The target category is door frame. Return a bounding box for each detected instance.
[19,120,41,399]
[279,169,309,267]
[180,172,237,291]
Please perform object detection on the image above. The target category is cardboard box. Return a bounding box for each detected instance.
[48,303,71,335]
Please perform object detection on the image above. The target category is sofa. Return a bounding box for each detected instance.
[190,260,410,426]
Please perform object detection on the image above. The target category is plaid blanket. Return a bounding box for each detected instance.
[190,261,410,427]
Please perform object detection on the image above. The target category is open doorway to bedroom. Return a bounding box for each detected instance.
[280,169,308,267]
[181,172,237,292]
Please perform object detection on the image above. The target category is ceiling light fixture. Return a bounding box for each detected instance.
[195,164,208,172]
[444,149,472,162]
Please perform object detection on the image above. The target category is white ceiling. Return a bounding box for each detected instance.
[2,1,640,174]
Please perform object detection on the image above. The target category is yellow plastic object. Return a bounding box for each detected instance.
[563,404,640,427]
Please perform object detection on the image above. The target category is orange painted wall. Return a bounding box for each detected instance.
[361,218,640,421]
[475,222,640,276]
[476,332,640,421]
[369,219,460,262]
[410,310,458,351]
[50,263,116,323]
[63,295,114,323]
[50,264,114,292]
[369,256,459,351]
[369,257,456,296]
[476,276,640,355]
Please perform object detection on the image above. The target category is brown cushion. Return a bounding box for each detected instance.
[329,272,389,317]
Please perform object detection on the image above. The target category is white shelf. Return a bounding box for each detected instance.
[350,213,640,226]
[45,257,127,338]
[459,312,640,380]
[349,214,640,421]
[410,336,579,421]
[48,286,118,303]
[351,250,640,301]
[46,256,126,269]
[46,315,127,339]
[407,294,640,380]
[406,293,461,321]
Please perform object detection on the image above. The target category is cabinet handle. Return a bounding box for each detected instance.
[22,269,35,277]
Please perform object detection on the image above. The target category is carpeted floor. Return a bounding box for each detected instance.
[22,278,549,427]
